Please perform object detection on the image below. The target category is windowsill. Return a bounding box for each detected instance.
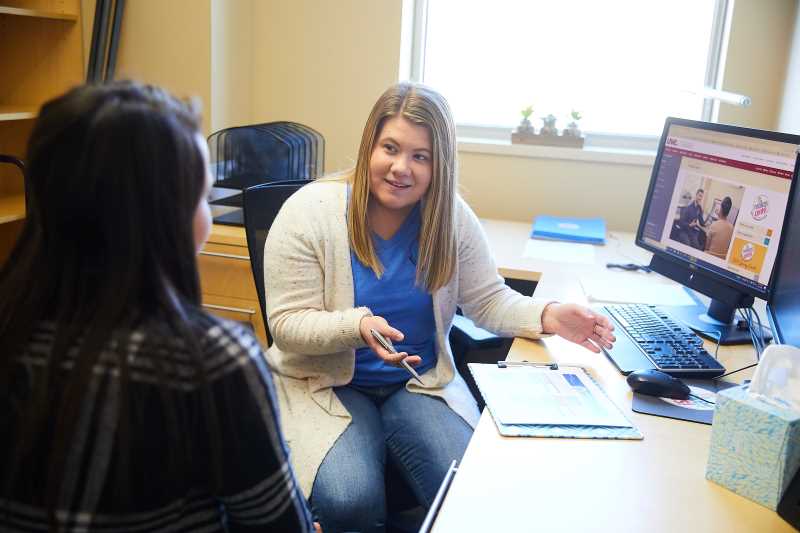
[457,137,657,166]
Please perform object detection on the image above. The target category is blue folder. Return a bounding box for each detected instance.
[531,215,606,244]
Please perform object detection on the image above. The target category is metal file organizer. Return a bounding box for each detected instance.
[207,122,324,226]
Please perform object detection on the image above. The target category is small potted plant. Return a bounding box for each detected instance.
[540,114,558,136]
[511,105,537,144]
[564,110,583,137]
[516,105,535,134]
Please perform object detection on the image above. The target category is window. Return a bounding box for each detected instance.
[412,0,732,150]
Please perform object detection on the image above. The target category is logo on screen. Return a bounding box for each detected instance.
[751,195,769,221]
[741,242,755,261]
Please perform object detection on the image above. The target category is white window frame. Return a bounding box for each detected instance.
[409,0,735,158]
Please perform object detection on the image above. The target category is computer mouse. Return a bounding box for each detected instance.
[626,369,691,400]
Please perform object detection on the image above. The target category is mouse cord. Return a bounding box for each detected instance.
[737,306,766,360]
[708,329,722,360]
[713,362,759,382]
[688,393,715,405]
[738,308,756,356]
[607,233,651,271]
[752,306,766,356]
[693,328,722,360]
[707,309,762,383]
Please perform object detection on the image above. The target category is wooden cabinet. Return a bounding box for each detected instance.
[199,224,268,347]
[0,0,84,263]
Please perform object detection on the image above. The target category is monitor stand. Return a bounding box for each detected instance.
[664,298,772,345]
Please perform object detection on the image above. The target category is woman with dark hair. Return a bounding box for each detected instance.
[0,82,315,532]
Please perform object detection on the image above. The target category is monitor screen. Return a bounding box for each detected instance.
[638,119,799,299]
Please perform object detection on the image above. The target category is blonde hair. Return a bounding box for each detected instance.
[347,82,457,292]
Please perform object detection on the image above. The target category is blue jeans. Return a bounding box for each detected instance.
[310,384,473,533]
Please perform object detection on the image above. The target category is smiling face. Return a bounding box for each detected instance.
[368,115,433,225]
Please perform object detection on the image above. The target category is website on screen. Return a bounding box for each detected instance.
[641,125,797,292]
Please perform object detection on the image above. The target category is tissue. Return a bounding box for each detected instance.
[706,346,800,509]
[750,344,800,412]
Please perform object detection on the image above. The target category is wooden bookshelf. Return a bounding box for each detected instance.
[0,193,25,223]
[0,0,83,263]
[0,5,78,21]
[0,105,37,121]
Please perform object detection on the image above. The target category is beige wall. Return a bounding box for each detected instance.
[458,153,651,231]
[701,181,745,216]
[94,0,797,230]
[717,0,797,130]
[211,0,253,133]
[249,0,403,173]
[82,0,213,132]
[118,0,212,132]
[81,0,253,135]
[779,2,800,134]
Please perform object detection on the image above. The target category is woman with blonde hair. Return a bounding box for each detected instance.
[264,81,615,532]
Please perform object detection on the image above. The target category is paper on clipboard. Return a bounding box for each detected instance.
[473,365,631,428]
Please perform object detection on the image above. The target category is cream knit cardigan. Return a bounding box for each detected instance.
[263,180,550,496]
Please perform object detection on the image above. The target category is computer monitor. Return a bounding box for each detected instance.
[767,159,800,347]
[636,117,800,344]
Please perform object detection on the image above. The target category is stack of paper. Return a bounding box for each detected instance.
[579,274,697,306]
[523,239,596,264]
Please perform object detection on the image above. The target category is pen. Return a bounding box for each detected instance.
[370,328,424,385]
[497,360,559,370]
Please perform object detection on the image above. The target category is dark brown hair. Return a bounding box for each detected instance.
[0,81,220,525]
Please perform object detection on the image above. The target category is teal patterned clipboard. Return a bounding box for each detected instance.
[469,363,643,440]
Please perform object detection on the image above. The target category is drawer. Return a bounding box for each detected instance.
[198,242,258,301]
[201,293,268,348]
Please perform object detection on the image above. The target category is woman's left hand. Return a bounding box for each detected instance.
[541,303,615,353]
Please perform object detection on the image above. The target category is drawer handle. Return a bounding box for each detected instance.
[199,250,250,261]
[202,303,256,315]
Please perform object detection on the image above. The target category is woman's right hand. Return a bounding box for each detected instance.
[359,315,422,367]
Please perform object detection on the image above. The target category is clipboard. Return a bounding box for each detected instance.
[468,362,643,440]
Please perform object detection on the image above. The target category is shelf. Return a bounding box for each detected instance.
[0,194,25,224]
[0,105,37,122]
[0,6,78,21]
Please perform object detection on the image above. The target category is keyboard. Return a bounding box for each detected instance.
[596,303,726,379]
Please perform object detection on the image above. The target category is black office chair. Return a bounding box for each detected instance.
[243,179,426,532]
[450,277,538,410]
[243,179,312,346]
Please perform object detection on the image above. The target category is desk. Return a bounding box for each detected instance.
[199,224,268,346]
[433,219,791,532]
[204,219,790,531]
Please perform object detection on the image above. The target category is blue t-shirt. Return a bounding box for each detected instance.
[351,205,437,386]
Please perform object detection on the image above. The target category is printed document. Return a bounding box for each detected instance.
[475,366,631,427]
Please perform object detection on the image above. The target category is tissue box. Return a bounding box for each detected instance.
[706,384,800,509]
